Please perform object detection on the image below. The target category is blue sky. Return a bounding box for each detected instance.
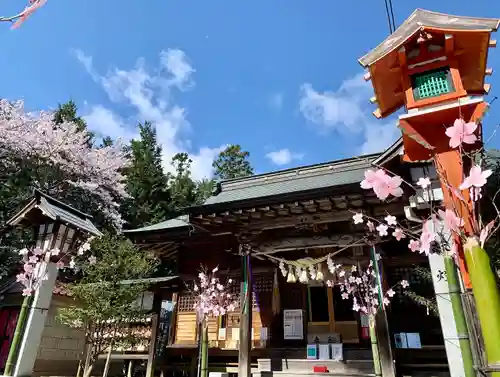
[2,0,500,179]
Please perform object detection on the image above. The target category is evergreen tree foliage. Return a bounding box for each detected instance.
[168,152,198,212]
[195,178,215,204]
[58,233,157,377]
[212,144,253,181]
[53,100,90,136]
[121,122,171,229]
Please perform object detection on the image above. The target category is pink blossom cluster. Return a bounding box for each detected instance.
[330,261,409,315]
[16,237,97,297]
[192,266,239,321]
[353,117,495,252]
[0,100,129,227]
[360,169,403,200]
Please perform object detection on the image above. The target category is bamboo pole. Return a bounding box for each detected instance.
[369,247,384,377]
[464,239,500,377]
[368,315,382,377]
[4,295,32,375]
[201,321,209,377]
[443,255,475,377]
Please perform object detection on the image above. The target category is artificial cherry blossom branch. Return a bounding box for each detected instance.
[1,0,46,29]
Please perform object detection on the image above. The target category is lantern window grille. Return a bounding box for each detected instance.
[411,67,454,100]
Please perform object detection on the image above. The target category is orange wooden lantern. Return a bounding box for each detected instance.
[359,9,500,288]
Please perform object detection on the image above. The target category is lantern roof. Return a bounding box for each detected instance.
[359,9,499,118]
[6,189,102,236]
[359,9,499,67]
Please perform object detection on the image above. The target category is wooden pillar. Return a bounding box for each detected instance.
[238,243,252,377]
[146,314,159,377]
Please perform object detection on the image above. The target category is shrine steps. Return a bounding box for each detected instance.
[255,359,374,377]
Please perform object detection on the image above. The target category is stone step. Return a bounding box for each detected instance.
[253,372,375,377]
[257,359,374,374]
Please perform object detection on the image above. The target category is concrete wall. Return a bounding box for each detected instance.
[32,297,85,376]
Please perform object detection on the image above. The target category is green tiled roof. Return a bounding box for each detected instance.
[124,140,404,233]
[123,215,191,233]
[202,154,379,207]
[38,195,101,236]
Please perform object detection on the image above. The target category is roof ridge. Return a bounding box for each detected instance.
[220,158,375,193]
[218,152,381,188]
[35,189,93,220]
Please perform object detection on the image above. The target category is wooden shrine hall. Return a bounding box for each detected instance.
[124,139,447,377]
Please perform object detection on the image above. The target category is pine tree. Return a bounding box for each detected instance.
[121,122,171,229]
[168,153,198,212]
[213,145,253,181]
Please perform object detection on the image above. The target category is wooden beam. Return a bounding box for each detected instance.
[444,34,454,55]
[364,72,371,81]
[398,46,407,68]
[486,68,493,76]
[490,39,497,48]
[245,209,353,231]
[369,96,377,104]
[373,108,382,119]
[256,234,366,254]
[484,83,491,94]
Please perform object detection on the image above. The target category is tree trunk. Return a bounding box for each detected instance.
[369,315,382,377]
[201,321,209,377]
[102,344,113,377]
[83,362,95,377]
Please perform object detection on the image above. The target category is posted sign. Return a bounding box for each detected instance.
[283,309,303,340]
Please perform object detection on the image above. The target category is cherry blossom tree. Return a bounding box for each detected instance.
[0,100,129,228]
[1,0,46,29]
[191,266,239,377]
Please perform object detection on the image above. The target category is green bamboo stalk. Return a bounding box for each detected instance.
[4,295,32,376]
[200,322,208,377]
[443,255,475,377]
[369,246,384,377]
[369,315,382,377]
[464,239,500,377]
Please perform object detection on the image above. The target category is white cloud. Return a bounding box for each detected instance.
[160,49,195,90]
[266,148,304,166]
[73,48,223,180]
[268,92,284,110]
[299,73,399,154]
[83,105,138,141]
[360,122,400,155]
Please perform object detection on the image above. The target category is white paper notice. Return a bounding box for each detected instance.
[218,328,226,340]
[232,328,240,341]
[283,309,303,340]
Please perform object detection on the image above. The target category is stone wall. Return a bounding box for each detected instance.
[33,297,85,376]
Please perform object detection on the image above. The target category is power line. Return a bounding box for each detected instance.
[383,0,397,34]
[388,0,396,31]
[383,0,394,34]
